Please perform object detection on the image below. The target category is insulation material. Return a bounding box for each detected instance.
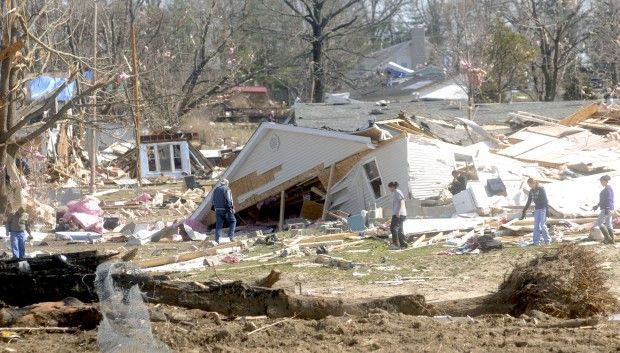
[402,217,484,235]
[62,196,104,233]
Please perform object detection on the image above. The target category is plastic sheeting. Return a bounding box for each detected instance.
[26,70,93,102]
[385,62,414,78]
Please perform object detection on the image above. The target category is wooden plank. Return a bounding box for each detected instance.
[425,232,444,244]
[230,165,283,200]
[298,233,358,244]
[278,190,285,231]
[411,234,427,247]
[559,103,599,126]
[577,121,620,132]
[321,163,336,220]
[299,240,345,249]
[138,241,242,268]
[459,230,476,242]
[310,186,326,199]
[301,199,324,220]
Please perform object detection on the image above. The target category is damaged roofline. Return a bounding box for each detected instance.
[190,122,375,221]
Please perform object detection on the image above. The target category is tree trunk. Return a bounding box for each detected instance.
[113,275,436,320]
[311,25,324,103]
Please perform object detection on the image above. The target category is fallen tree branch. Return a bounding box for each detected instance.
[0,327,78,333]
[112,273,436,320]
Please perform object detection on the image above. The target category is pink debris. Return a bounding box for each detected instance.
[222,255,241,264]
[63,196,104,233]
[184,219,209,234]
[66,196,103,216]
[135,192,152,204]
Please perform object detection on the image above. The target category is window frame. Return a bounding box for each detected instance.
[361,158,384,200]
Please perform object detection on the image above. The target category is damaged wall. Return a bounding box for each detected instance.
[191,123,374,223]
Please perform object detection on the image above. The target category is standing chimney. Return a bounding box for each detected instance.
[410,25,426,69]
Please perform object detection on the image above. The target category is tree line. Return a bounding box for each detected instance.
[0,0,616,216]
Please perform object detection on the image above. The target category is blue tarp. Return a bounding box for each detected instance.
[385,61,414,78]
[27,70,93,103]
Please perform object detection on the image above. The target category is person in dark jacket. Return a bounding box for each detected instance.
[448,170,468,195]
[520,178,550,245]
[212,179,236,243]
[592,175,615,244]
[6,206,31,259]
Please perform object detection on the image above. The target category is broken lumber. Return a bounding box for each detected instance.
[297,232,358,244]
[411,234,427,247]
[314,255,354,269]
[298,240,344,249]
[254,269,281,288]
[137,241,242,268]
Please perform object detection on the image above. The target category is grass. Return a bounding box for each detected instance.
[187,237,562,289]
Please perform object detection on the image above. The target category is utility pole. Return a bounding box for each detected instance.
[88,1,98,194]
[129,3,142,187]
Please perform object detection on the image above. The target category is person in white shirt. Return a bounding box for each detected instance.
[388,181,408,250]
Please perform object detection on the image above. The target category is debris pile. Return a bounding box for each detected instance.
[490,245,618,318]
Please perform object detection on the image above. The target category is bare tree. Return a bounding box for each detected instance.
[506,0,591,101]
[267,0,404,103]
[0,1,119,216]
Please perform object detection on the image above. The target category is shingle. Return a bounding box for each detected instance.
[293,100,595,131]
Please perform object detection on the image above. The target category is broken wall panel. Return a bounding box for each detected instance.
[229,165,283,201]
[191,124,374,223]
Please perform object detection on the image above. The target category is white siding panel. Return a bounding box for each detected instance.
[407,139,455,200]
[327,139,409,215]
[232,130,370,204]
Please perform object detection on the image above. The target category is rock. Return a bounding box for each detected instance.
[166,312,191,324]
[243,321,258,332]
[149,310,167,322]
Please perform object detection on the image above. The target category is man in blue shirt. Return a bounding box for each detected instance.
[212,179,236,243]
[593,175,615,244]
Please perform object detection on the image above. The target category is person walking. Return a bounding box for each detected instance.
[448,170,468,195]
[520,178,550,245]
[592,175,615,244]
[6,206,31,259]
[388,181,408,250]
[212,179,236,243]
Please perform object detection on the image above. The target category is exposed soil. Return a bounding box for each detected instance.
[3,305,620,353]
[1,241,618,352]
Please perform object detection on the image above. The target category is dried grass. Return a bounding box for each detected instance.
[490,244,618,318]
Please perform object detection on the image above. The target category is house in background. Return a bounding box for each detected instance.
[351,25,427,78]
[107,131,213,179]
[206,86,289,122]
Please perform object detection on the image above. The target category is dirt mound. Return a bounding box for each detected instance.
[490,244,618,318]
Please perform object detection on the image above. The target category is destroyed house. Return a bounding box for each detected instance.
[109,131,214,179]
[138,132,213,178]
[190,119,492,227]
[191,123,375,226]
